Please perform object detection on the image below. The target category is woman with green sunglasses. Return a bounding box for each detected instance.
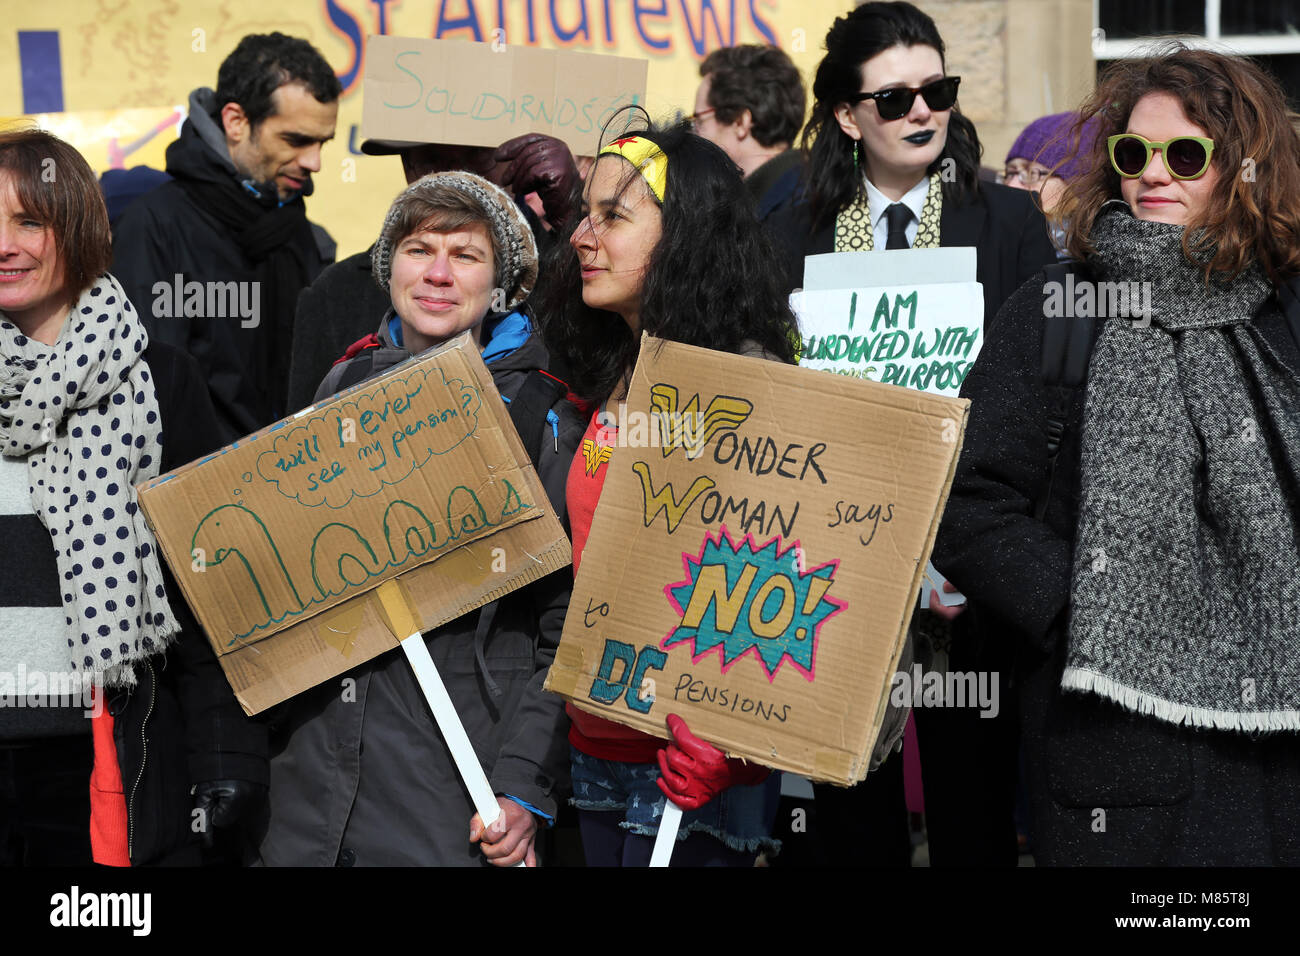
[933,44,1300,865]
[1108,133,1215,182]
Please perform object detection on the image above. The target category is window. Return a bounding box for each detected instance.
[1096,1,1204,41]
[1220,2,1300,36]
[1094,1,1300,107]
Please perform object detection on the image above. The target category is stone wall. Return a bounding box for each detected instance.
[913,0,1095,172]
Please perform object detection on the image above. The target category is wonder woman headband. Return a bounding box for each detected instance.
[597,135,667,203]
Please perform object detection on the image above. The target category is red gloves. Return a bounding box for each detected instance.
[655,714,770,811]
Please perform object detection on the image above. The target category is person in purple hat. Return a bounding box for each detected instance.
[1002,112,1097,212]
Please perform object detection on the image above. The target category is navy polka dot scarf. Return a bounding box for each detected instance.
[0,273,178,688]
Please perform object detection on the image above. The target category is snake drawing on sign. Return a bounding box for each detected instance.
[189,478,531,643]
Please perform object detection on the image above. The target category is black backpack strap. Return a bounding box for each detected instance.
[1276,273,1300,351]
[1036,261,1097,521]
[507,369,567,470]
[1040,262,1097,389]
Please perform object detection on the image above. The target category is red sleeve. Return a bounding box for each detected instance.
[565,408,617,574]
[562,407,663,761]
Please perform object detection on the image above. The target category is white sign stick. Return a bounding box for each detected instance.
[650,801,684,867]
[378,581,526,867]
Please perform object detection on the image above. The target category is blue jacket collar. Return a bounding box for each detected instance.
[386,310,532,366]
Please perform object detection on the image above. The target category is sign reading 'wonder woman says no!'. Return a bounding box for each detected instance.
[545,336,968,785]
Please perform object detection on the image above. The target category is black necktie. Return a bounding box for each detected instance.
[884,202,912,249]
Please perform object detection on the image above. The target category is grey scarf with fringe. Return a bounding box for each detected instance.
[1063,207,1300,731]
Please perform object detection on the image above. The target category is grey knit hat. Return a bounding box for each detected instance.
[371,170,539,311]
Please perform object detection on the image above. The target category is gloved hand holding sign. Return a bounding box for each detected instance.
[655,713,770,811]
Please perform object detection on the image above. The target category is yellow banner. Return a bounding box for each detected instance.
[2,0,846,256]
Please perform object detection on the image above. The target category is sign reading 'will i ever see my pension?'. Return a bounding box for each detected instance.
[137,335,571,714]
[544,336,968,785]
[360,36,649,157]
[793,281,985,397]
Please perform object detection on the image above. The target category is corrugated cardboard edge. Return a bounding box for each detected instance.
[847,402,969,784]
[137,333,574,714]
[228,531,571,714]
[545,335,972,785]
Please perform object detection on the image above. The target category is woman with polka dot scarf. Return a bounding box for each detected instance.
[0,128,266,866]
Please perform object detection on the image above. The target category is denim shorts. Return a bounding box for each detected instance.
[569,746,781,854]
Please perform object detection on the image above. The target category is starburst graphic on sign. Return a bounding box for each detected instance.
[662,527,845,683]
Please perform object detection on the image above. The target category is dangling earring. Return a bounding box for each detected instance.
[853,140,859,170]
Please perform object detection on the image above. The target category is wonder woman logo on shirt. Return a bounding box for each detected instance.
[582,438,613,477]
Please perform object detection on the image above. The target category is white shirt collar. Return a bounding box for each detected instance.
[864,175,930,233]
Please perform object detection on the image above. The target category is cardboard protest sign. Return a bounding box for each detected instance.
[544,336,968,785]
[137,335,571,714]
[792,282,985,397]
[360,36,648,157]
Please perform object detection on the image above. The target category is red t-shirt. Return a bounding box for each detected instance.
[564,407,664,763]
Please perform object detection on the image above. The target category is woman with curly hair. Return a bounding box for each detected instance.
[535,117,797,866]
[934,44,1300,865]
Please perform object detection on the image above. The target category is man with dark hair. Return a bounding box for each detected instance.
[112,32,341,442]
[693,44,807,222]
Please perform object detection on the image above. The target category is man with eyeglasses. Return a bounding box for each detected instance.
[1001,160,1053,190]
[691,45,807,223]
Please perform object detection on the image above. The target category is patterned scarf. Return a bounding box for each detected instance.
[834,172,943,252]
[0,274,178,688]
[1064,206,1300,731]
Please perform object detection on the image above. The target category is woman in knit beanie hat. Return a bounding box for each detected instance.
[1003,111,1100,211]
[370,170,539,352]
[258,168,585,868]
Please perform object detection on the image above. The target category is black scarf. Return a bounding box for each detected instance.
[174,174,313,423]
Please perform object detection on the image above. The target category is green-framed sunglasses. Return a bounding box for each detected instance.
[1108,133,1216,180]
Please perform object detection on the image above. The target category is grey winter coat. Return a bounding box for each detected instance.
[933,268,1300,865]
[254,313,584,866]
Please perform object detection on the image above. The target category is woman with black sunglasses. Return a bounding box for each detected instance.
[769,1,1055,330]
[767,0,1055,869]
[933,45,1300,865]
